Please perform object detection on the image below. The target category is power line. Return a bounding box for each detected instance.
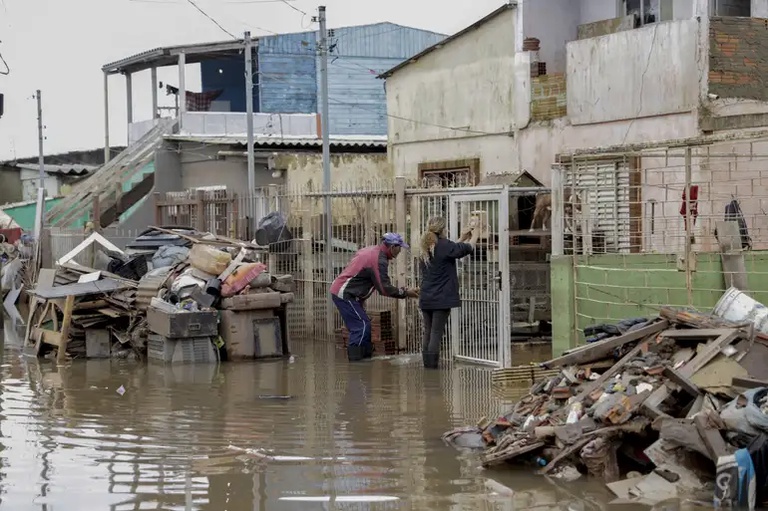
[0,41,9,75]
[277,0,306,14]
[184,0,238,39]
[225,0,301,3]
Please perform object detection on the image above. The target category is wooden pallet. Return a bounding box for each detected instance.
[491,365,560,387]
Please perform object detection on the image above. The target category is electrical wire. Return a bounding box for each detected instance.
[225,0,300,3]
[0,51,8,75]
[277,0,306,15]
[184,0,238,39]
[123,2,483,134]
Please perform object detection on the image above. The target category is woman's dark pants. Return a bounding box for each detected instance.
[421,309,450,369]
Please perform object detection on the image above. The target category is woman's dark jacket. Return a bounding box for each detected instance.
[418,238,474,310]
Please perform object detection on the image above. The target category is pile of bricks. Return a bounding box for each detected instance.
[337,310,397,355]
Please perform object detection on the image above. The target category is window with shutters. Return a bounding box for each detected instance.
[571,160,640,254]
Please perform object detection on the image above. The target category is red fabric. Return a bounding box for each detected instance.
[186,90,224,112]
[680,185,699,229]
[0,228,21,244]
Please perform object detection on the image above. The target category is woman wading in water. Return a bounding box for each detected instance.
[418,217,478,369]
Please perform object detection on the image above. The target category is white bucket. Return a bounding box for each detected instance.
[712,287,768,335]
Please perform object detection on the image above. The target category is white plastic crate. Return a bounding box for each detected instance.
[147,334,217,364]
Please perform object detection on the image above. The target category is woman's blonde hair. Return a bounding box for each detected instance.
[420,216,446,263]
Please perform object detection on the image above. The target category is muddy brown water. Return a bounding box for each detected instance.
[0,320,671,511]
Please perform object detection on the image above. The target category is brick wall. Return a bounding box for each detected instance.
[531,74,567,121]
[709,17,768,100]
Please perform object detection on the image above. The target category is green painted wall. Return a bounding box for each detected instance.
[551,255,576,356]
[3,198,62,231]
[552,251,768,355]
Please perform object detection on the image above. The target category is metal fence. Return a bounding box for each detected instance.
[45,179,553,368]
[553,137,768,336]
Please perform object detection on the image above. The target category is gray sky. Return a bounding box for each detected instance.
[0,0,502,161]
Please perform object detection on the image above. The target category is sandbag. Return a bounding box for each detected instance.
[188,244,231,275]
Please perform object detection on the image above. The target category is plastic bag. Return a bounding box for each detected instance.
[254,212,293,247]
[720,388,768,437]
[152,245,189,269]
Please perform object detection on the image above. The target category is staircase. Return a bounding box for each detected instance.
[47,118,177,228]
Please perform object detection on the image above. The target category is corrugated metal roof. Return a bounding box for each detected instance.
[165,134,387,149]
[102,38,257,75]
[3,163,95,176]
[378,2,517,79]
[103,22,446,76]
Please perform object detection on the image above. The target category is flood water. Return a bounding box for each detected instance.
[0,321,622,511]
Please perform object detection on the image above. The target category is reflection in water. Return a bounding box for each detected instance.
[0,322,615,510]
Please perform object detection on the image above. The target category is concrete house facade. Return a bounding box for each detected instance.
[381,0,768,188]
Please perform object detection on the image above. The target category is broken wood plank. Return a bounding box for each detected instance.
[542,320,668,369]
[57,295,75,363]
[685,395,705,419]
[643,330,741,417]
[539,437,592,475]
[538,419,651,475]
[659,328,737,339]
[662,367,701,397]
[732,376,768,389]
[481,441,545,467]
[694,412,729,461]
[655,418,711,459]
[32,279,129,299]
[74,299,109,310]
[32,328,62,348]
[572,338,651,404]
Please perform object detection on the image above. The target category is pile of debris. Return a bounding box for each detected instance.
[25,225,294,362]
[445,294,768,507]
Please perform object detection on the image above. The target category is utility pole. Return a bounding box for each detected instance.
[244,31,256,193]
[36,89,44,190]
[318,6,333,333]
[32,89,45,257]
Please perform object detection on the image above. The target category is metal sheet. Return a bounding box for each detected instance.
[32,279,129,299]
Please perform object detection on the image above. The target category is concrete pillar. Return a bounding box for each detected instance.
[151,67,159,119]
[178,52,187,130]
[125,72,133,143]
[103,71,110,164]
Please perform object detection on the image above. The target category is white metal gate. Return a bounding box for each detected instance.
[448,191,510,367]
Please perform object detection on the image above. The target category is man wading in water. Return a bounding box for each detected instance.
[330,233,419,361]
